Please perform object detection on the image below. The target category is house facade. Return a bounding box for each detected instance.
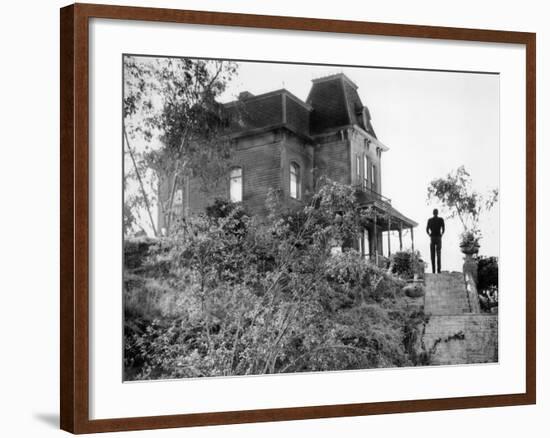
[158,73,417,261]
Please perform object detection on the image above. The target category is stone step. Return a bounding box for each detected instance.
[424,272,471,315]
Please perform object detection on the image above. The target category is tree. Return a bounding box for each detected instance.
[123,56,239,236]
[427,166,498,247]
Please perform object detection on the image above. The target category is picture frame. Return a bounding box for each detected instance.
[60,2,536,434]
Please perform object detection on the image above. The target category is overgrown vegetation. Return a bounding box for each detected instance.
[123,56,239,236]
[475,255,498,312]
[124,181,427,380]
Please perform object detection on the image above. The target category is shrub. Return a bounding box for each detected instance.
[391,250,425,280]
[124,238,155,270]
[476,256,498,291]
[475,255,498,311]
[124,181,428,379]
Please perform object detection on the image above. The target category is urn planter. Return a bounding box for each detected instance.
[459,242,480,256]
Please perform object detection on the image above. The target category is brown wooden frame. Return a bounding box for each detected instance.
[60,3,536,434]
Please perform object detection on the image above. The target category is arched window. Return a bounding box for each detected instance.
[229,167,243,202]
[290,162,301,200]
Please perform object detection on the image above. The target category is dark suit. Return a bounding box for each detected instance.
[426,216,445,273]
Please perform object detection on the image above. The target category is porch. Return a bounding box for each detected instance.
[354,186,418,265]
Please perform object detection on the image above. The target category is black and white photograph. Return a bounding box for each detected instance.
[123,55,500,381]
[0,0,543,435]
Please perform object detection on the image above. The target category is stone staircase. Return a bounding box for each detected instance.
[424,272,472,315]
[421,272,498,365]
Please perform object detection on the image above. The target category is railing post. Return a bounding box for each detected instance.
[373,214,378,264]
[387,217,391,257]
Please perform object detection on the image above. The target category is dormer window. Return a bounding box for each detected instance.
[290,162,301,200]
[229,167,243,202]
[362,107,369,131]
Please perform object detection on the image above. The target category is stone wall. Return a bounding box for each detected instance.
[420,272,498,365]
[422,314,498,365]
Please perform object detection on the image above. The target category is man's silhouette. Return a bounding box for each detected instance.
[426,209,445,274]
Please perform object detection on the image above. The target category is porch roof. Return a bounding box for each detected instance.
[367,200,418,229]
[354,186,418,229]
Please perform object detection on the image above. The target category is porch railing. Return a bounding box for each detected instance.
[353,184,392,205]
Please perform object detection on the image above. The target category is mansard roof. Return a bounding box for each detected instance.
[224,73,377,140]
[307,73,376,137]
[224,89,312,140]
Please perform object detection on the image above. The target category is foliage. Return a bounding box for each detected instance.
[123,56,239,236]
[476,256,499,291]
[460,230,479,248]
[124,180,427,379]
[391,250,425,280]
[475,255,499,311]
[427,166,498,246]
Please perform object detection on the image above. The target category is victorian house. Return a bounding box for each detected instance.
[158,73,417,261]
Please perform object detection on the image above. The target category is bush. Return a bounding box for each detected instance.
[475,255,498,311]
[124,181,428,379]
[124,238,155,270]
[476,256,498,291]
[391,251,425,280]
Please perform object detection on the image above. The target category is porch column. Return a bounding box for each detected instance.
[387,217,392,257]
[411,226,415,253]
[398,221,403,251]
[373,214,378,264]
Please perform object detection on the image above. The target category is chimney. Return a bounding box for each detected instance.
[238,91,255,100]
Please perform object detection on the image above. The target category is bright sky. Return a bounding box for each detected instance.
[217,61,500,272]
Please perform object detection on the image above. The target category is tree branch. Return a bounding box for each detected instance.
[124,126,158,236]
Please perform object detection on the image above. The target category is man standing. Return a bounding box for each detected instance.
[426,209,445,274]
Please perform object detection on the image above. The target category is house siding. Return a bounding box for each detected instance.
[178,131,283,217]
[281,132,314,204]
[349,129,381,192]
[154,74,416,240]
[237,134,283,216]
[314,133,350,186]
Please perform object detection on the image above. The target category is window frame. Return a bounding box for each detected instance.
[363,154,369,189]
[229,166,243,203]
[289,161,301,200]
